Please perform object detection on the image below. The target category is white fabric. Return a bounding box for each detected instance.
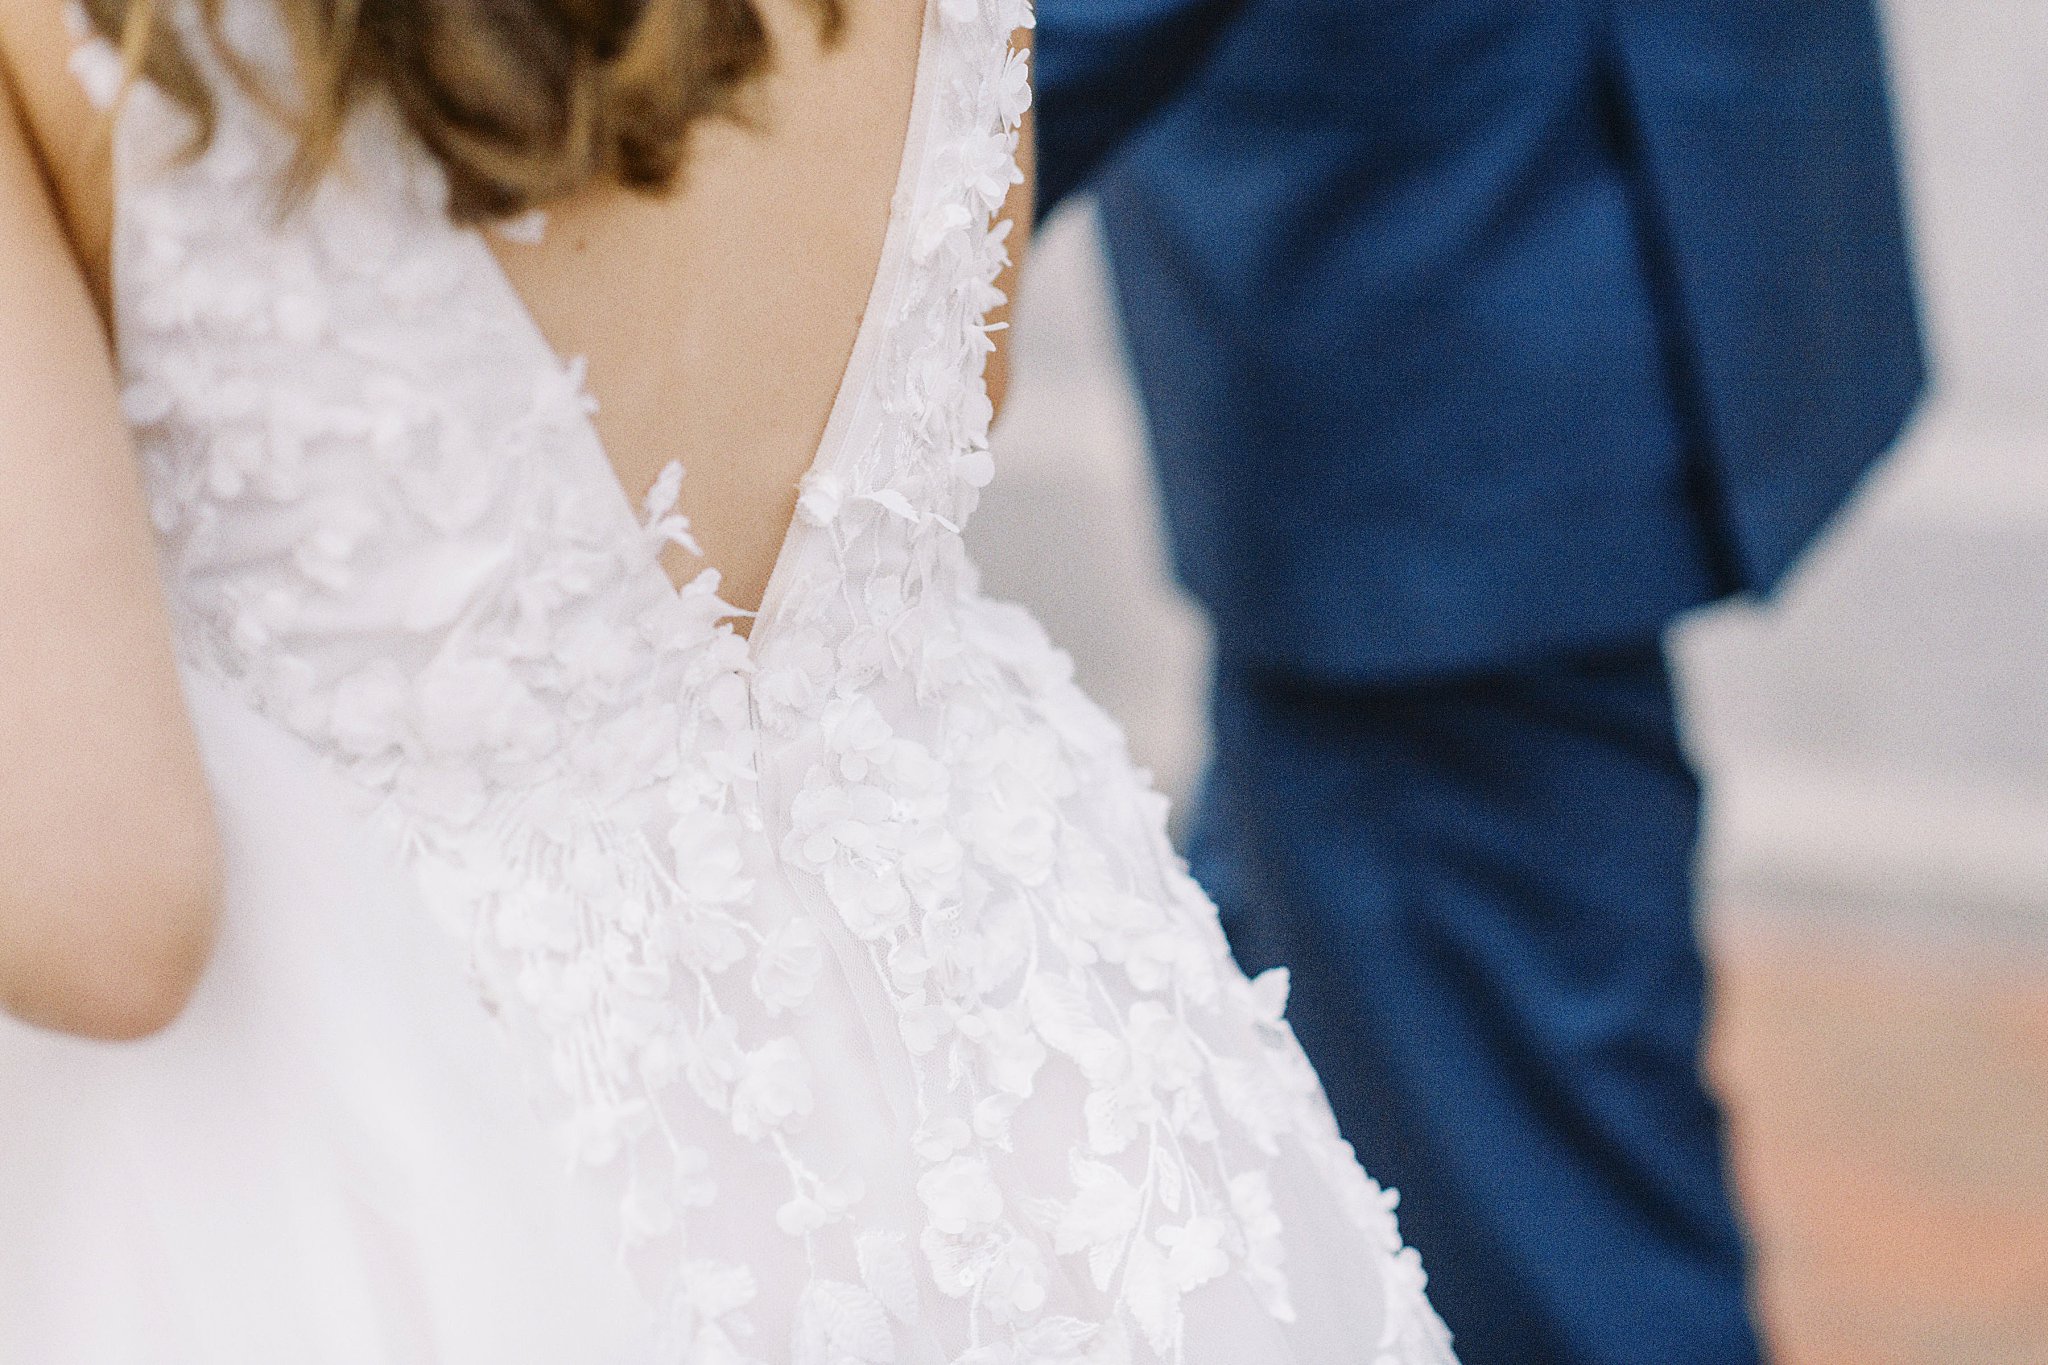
[0,672,655,1364]
[3,3,1459,1361]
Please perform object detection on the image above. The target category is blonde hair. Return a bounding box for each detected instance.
[82,0,842,221]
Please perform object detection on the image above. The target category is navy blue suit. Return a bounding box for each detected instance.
[1035,3,1924,1362]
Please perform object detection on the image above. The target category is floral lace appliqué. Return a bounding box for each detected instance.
[80,0,1456,1359]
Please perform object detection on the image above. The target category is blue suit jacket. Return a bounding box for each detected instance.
[1036,0,1926,681]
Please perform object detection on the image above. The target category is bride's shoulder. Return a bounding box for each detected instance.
[0,0,115,287]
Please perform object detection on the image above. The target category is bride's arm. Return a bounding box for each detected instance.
[0,46,221,1040]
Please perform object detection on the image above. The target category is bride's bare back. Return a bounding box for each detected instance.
[491,0,941,610]
[5,0,1027,615]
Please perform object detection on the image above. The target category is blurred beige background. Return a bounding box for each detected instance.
[977,2,2048,1361]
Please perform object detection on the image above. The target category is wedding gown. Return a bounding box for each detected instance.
[0,2,1457,1361]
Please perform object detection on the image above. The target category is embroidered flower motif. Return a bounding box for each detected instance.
[1229,1171,1297,1322]
[730,1039,815,1140]
[1156,1216,1230,1294]
[917,1154,1003,1237]
[670,812,757,909]
[961,796,1059,885]
[1055,1160,1142,1264]
[674,908,749,975]
[820,695,894,778]
[754,629,836,716]
[752,918,826,1015]
[982,1233,1052,1321]
[963,999,1046,1098]
[988,47,1033,129]
[795,468,846,527]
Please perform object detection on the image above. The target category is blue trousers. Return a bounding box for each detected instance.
[1195,642,1763,1365]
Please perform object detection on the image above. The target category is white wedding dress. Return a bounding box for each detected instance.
[0,3,1457,1362]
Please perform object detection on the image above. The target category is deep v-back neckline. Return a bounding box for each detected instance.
[463,0,942,630]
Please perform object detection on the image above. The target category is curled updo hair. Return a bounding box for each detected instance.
[82,0,843,221]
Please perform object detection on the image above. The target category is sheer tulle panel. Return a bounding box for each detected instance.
[0,675,658,1365]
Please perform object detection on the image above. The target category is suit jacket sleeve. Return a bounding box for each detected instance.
[1032,0,1245,215]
